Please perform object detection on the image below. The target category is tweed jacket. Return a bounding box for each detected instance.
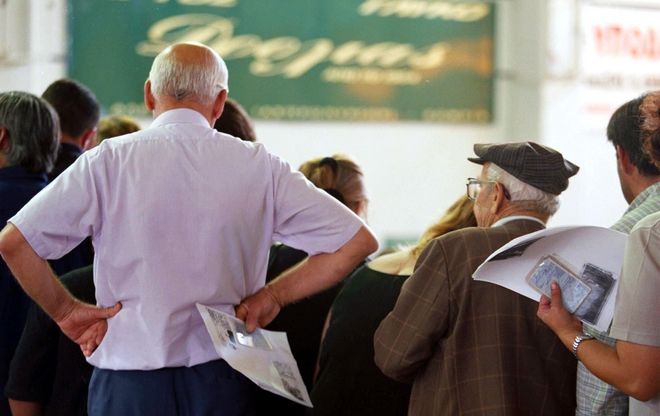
[374,219,577,415]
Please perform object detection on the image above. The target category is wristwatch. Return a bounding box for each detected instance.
[572,332,595,358]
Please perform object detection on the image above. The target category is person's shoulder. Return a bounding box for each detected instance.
[87,130,144,155]
[433,226,485,245]
[633,211,660,231]
[628,212,660,249]
[206,130,266,154]
[368,249,414,276]
[413,227,481,264]
[426,226,515,259]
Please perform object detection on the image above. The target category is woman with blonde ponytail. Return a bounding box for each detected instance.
[298,154,368,217]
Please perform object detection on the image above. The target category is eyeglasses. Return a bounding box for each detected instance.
[466,178,491,201]
[466,178,511,201]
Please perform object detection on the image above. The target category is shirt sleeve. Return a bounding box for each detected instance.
[373,238,451,382]
[9,150,104,260]
[268,153,365,256]
[610,215,660,346]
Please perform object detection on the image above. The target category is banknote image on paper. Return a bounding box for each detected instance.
[273,361,305,402]
[526,255,591,313]
[574,263,616,325]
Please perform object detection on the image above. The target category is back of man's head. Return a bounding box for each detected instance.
[149,42,228,107]
[0,91,59,173]
[607,94,660,177]
[42,78,100,140]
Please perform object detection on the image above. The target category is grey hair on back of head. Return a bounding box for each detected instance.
[0,91,60,174]
[148,42,229,106]
[486,163,559,216]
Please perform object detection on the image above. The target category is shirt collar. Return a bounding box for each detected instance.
[624,182,660,214]
[149,108,210,129]
[491,215,546,228]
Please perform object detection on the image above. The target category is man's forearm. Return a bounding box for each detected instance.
[267,225,377,305]
[560,328,660,401]
[539,283,660,402]
[236,225,378,332]
[0,224,77,322]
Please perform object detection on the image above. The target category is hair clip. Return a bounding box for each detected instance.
[323,188,345,204]
[319,156,339,173]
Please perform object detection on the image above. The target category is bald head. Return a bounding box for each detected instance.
[148,42,228,106]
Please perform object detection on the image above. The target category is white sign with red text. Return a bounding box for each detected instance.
[578,2,660,128]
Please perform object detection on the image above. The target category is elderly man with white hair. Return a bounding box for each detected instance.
[375,141,580,416]
[0,42,377,415]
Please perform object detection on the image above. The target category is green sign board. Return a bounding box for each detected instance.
[69,0,494,122]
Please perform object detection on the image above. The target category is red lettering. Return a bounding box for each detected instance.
[592,24,660,60]
[627,28,642,58]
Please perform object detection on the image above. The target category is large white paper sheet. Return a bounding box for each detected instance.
[472,226,627,332]
[196,304,312,407]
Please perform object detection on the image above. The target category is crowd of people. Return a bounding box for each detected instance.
[0,41,657,416]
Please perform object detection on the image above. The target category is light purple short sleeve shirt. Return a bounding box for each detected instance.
[10,109,364,370]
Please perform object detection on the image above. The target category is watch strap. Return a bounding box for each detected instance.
[572,332,595,358]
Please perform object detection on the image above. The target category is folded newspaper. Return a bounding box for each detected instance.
[472,226,627,332]
[196,304,312,407]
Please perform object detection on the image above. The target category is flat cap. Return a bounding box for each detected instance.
[468,141,579,195]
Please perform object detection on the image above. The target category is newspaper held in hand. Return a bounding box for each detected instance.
[472,226,627,332]
[196,303,312,407]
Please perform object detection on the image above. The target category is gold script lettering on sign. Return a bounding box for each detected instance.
[358,0,490,22]
[136,14,449,79]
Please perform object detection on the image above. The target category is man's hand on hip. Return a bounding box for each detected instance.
[57,301,122,356]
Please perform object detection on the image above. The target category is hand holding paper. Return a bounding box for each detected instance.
[235,285,282,333]
[197,304,312,407]
[537,282,583,349]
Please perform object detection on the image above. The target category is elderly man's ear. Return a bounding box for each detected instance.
[212,90,227,120]
[144,80,156,112]
[490,182,507,213]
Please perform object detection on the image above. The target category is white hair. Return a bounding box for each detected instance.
[149,43,229,105]
[486,163,559,216]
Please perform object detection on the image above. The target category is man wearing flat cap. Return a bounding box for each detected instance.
[375,141,580,415]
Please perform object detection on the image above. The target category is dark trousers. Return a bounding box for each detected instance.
[88,359,256,416]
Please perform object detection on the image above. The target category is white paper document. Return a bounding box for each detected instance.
[472,226,627,332]
[196,304,312,407]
